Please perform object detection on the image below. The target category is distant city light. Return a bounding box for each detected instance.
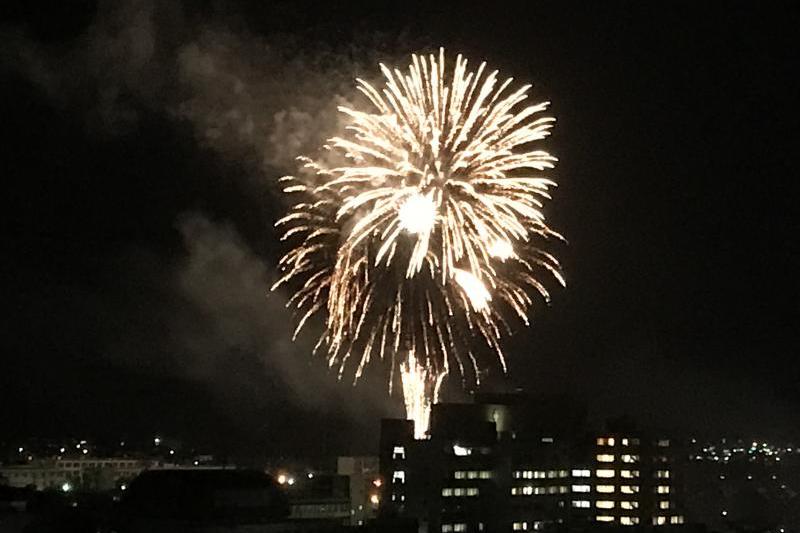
[373,479,382,487]
[61,482,72,493]
[169,450,175,455]
[721,510,728,517]
[17,447,23,453]
[287,477,296,485]
[277,474,287,485]
[59,447,65,453]
[307,473,314,479]
[82,449,88,455]
[370,494,380,505]
[120,484,127,491]
[154,437,161,446]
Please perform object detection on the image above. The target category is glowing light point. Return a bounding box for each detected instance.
[61,482,72,493]
[453,445,471,456]
[488,239,515,260]
[454,269,492,312]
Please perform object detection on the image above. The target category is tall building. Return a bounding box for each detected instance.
[588,434,683,527]
[379,393,686,532]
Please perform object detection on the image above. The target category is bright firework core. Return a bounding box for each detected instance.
[398,192,437,236]
[274,48,564,437]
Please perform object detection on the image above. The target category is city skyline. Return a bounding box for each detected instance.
[1,0,798,459]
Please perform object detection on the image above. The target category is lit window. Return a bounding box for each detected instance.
[442,488,453,497]
[653,516,667,526]
[596,485,615,493]
[572,484,591,493]
[658,439,670,447]
[596,469,615,478]
[621,438,629,446]
[455,471,465,479]
[621,485,640,494]
[572,500,590,508]
[454,525,467,532]
[621,454,639,463]
[513,522,528,531]
[534,471,547,479]
[467,471,478,479]
[392,446,405,460]
[620,516,640,526]
[560,485,569,494]
[480,471,492,479]
[621,501,639,510]
[659,501,670,510]
[596,454,615,463]
[392,471,405,484]
[467,487,479,497]
[572,469,591,477]
[559,470,569,477]
[442,525,453,533]
[656,470,670,479]
[670,516,684,524]
[657,485,670,494]
[547,470,558,478]
[596,500,615,509]
[596,516,614,523]
[597,437,616,446]
[453,445,471,456]
[541,437,554,443]
[620,470,639,478]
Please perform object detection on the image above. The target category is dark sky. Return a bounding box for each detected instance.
[1,1,798,457]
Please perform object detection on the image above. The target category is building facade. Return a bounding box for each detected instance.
[0,457,147,491]
[338,455,381,526]
[379,394,686,533]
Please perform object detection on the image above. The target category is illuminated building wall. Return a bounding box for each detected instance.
[379,394,687,533]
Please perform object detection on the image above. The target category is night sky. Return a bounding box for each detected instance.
[1,1,798,458]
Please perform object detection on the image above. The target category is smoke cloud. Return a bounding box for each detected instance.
[0,0,413,453]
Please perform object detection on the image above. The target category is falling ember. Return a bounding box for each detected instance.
[453,269,492,312]
[273,48,565,436]
[401,351,446,439]
[488,239,515,261]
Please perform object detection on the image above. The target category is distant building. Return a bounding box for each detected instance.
[379,393,686,532]
[285,472,351,524]
[0,457,147,491]
[338,456,380,526]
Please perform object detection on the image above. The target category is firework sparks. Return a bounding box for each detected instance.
[273,48,564,438]
[401,351,446,439]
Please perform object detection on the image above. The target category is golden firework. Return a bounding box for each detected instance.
[273,48,564,437]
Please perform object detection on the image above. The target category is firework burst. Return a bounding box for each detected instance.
[273,48,564,437]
